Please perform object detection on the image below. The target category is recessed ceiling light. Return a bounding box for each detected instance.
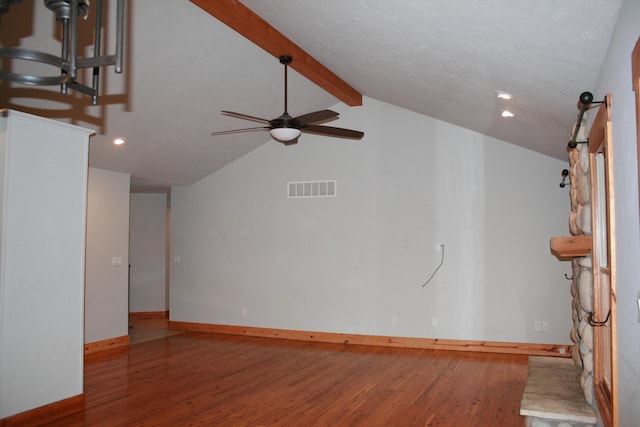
[496,91,513,100]
[113,137,126,145]
[501,110,515,118]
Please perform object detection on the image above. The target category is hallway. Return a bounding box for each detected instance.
[128,318,182,345]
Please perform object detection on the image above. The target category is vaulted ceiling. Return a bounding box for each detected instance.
[0,0,623,189]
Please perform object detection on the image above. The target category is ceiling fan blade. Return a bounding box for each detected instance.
[294,109,339,125]
[221,111,271,125]
[302,124,364,140]
[210,126,269,136]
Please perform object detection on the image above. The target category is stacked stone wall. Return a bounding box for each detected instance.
[567,143,595,407]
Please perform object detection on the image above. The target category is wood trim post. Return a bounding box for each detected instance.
[588,94,617,427]
[632,37,640,230]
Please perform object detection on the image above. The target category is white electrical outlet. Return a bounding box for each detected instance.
[542,321,549,331]
[241,307,247,317]
[434,243,444,252]
[432,318,439,327]
[391,315,398,325]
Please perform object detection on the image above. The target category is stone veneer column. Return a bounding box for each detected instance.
[567,143,595,407]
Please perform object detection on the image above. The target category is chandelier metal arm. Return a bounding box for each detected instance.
[68,0,78,81]
[66,81,99,97]
[0,0,125,105]
[76,55,119,69]
[115,0,124,73]
[0,48,68,85]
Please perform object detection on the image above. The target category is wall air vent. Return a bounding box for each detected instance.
[288,180,336,198]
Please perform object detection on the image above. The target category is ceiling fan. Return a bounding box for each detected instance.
[211,55,364,146]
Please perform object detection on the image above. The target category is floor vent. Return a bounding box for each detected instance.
[288,180,336,198]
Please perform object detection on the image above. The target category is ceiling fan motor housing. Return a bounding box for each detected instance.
[270,113,301,130]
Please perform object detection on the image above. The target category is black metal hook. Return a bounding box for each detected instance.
[567,91,605,149]
[568,140,589,149]
[564,273,573,280]
[587,310,611,327]
[559,169,570,188]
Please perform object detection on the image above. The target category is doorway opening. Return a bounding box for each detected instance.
[128,189,174,344]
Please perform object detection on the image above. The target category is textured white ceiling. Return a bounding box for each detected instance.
[0,0,624,188]
[241,0,622,157]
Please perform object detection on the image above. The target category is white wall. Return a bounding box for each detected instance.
[129,193,168,313]
[594,1,640,424]
[0,111,91,418]
[85,167,130,343]
[171,97,571,345]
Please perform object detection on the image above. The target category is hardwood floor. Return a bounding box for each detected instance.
[128,318,183,344]
[44,332,528,426]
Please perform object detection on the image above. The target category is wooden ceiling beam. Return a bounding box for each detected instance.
[190,0,363,107]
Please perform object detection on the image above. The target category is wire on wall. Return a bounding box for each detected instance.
[422,244,445,287]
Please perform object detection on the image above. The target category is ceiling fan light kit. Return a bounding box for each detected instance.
[270,127,301,142]
[211,55,364,145]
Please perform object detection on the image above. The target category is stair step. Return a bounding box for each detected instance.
[520,356,597,424]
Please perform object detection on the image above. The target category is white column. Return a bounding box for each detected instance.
[0,110,93,418]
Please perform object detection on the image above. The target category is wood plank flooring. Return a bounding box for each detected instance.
[128,318,183,344]
[43,332,528,426]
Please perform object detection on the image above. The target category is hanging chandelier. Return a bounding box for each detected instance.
[0,0,125,105]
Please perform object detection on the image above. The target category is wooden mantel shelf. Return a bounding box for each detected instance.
[550,236,592,260]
